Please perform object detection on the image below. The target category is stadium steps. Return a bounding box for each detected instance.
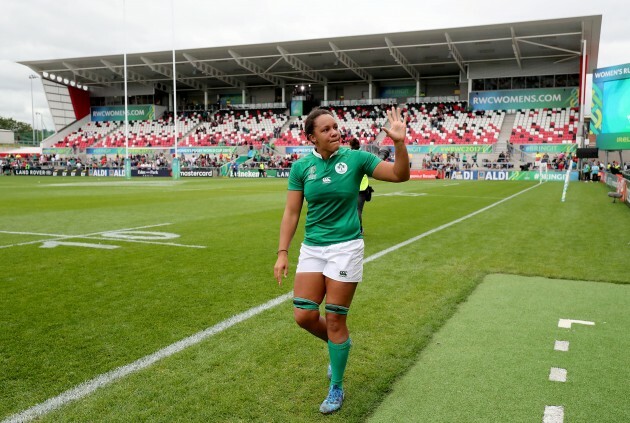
[495,112,516,154]
[180,120,204,141]
[497,113,516,152]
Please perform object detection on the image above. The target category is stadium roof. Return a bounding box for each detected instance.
[20,15,601,93]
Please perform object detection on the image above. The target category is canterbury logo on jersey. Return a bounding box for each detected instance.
[322,177,332,184]
[339,271,347,277]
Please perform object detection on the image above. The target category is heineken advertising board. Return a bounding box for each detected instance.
[590,62,630,150]
[91,105,155,122]
[469,88,578,111]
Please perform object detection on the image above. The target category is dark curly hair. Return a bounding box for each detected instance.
[303,108,334,139]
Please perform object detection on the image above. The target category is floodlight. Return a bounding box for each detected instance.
[43,72,49,78]
[56,76,63,82]
[63,78,69,84]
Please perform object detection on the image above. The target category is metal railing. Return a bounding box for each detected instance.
[320,98,397,107]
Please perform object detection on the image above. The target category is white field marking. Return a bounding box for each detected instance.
[0,223,172,249]
[374,192,427,197]
[549,367,567,382]
[0,229,205,249]
[558,319,595,329]
[83,236,206,249]
[2,184,538,422]
[40,241,120,250]
[2,292,293,423]
[99,231,179,240]
[421,194,505,200]
[554,340,569,352]
[543,406,564,423]
[0,230,69,237]
[43,181,184,187]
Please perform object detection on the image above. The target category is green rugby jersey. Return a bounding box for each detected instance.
[288,148,381,246]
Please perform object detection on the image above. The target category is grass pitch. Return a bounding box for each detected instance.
[369,274,630,423]
[0,177,628,422]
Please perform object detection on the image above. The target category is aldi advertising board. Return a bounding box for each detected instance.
[590,62,630,150]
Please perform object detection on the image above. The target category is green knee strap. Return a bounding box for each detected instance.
[293,297,320,311]
[325,304,349,315]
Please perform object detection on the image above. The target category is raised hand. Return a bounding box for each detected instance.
[382,107,408,144]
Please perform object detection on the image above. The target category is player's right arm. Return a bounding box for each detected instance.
[274,190,304,285]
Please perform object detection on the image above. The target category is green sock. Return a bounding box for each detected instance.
[328,338,352,389]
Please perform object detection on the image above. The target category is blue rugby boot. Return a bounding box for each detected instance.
[319,385,344,414]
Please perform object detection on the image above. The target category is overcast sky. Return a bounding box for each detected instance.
[0,0,628,131]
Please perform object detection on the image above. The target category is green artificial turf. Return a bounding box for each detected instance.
[369,275,630,423]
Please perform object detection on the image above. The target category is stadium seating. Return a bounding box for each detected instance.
[390,102,504,146]
[53,121,121,150]
[91,114,200,148]
[509,107,578,144]
[274,105,388,146]
[182,109,287,147]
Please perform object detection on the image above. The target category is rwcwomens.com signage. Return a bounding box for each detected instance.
[91,105,155,122]
[470,88,578,111]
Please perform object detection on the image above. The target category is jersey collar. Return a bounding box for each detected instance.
[312,148,340,160]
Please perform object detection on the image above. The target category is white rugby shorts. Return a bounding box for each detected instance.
[296,239,364,282]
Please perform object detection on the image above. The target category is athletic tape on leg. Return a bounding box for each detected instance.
[293,297,320,310]
[325,304,349,315]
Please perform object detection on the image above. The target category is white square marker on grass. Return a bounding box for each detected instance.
[549,367,567,382]
[558,319,594,329]
[554,340,569,352]
[543,406,564,423]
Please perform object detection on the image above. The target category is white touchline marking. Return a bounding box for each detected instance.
[543,406,564,423]
[2,293,293,423]
[558,319,595,329]
[2,183,540,422]
[549,367,567,382]
[0,223,173,249]
[40,241,119,250]
[554,341,569,352]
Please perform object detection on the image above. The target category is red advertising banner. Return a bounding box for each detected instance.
[410,170,438,180]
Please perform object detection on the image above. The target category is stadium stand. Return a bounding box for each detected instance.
[91,114,200,148]
[274,105,388,146]
[509,107,579,144]
[184,109,287,147]
[53,121,121,150]
[389,102,505,145]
